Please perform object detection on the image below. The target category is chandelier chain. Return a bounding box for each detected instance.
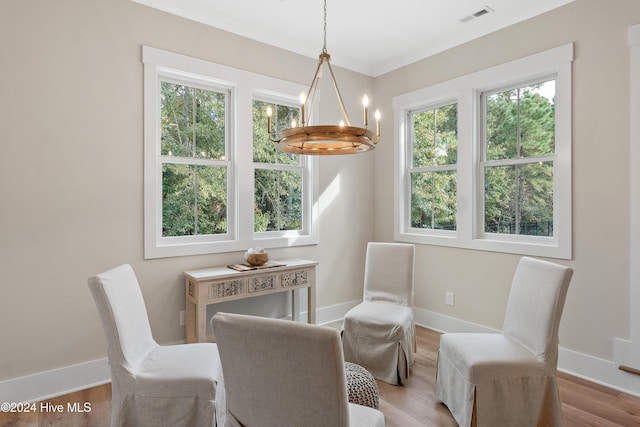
[322,0,327,54]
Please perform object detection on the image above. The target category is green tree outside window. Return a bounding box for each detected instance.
[409,103,458,230]
[483,80,555,236]
[253,100,303,233]
[160,82,229,237]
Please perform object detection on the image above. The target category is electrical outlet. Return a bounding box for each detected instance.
[445,291,455,306]
[180,310,186,326]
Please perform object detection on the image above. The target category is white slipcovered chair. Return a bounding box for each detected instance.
[435,257,574,427]
[88,264,226,427]
[212,312,385,427]
[342,242,415,385]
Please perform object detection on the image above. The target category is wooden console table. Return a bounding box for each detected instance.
[184,258,317,343]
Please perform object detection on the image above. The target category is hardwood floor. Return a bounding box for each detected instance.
[2,326,639,426]
[0,383,111,427]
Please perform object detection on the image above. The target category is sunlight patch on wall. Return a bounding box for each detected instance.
[317,174,341,218]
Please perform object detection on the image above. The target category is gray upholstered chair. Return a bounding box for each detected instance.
[212,312,385,427]
[435,257,574,427]
[342,242,415,385]
[88,264,226,427]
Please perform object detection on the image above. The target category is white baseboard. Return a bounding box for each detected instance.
[3,301,638,403]
[560,340,640,397]
[0,358,111,403]
[315,300,360,325]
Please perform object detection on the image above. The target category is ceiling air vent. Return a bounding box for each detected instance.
[460,6,494,23]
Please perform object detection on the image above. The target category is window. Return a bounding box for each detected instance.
[160,80,231,239]
[394,44,572,259]
[408,103,458,231]
[481,80,555,238]
[252,97,313,239]
[143,46,317,258]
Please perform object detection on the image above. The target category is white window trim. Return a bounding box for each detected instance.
[393,44,573,259]
[628,23,640,371]
[143,46,318,259]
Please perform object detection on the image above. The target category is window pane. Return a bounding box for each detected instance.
[162,163,227,236]
[161,82,226,160]
[254,169,303,232]
[410,171,457,230]
[485,80,555,161]
[412,103,457,168]
[253,99,299,165]
[484,161,553,236]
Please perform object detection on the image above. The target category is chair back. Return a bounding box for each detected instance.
[364,242,415,306]
[502,257,573,363]
[212,312,351,427]
[88,264,157,374]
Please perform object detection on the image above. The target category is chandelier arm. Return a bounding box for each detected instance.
[324,59,351,126]
[306,57,324,102]
[306,77,319,123]
[304,57,324,125]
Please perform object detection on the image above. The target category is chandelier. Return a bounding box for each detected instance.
[267,0,380,155]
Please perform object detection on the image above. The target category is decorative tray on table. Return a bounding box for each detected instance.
[227,261,286,272]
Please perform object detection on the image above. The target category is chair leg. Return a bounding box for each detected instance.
[471,396,478,427]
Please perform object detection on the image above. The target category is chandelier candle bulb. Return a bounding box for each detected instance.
[362,95,369,127]
[291,119,297,128]
[266,106,273,134]
[375,110,381,137]
[300,93,306,125]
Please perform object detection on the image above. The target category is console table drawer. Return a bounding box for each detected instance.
[280,269,309,288]
[248,275,277,293]
[207,279,244,300]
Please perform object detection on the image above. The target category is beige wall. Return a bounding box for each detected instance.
[374,0,640,362]
[2,0,640,394]
[0,0,374,380]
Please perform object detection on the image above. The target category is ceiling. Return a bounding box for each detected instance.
[132,0,575,77]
